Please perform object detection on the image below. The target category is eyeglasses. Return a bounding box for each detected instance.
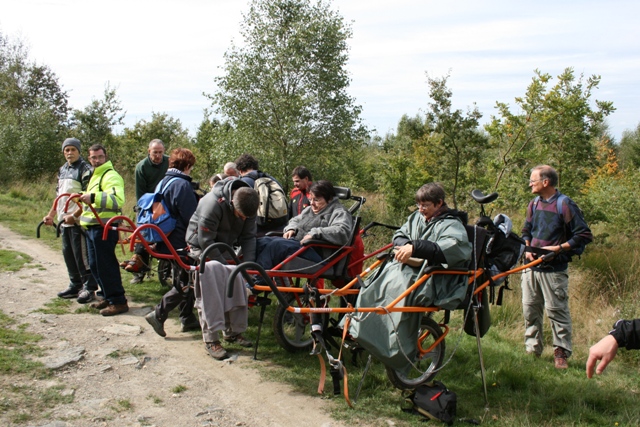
[528,179,544,184]
[89,154,106,161]
[309,198,325,204]
[416,203,433,211]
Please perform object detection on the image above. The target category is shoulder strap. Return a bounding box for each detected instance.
[97,169,113,192]
[155,177,181,194]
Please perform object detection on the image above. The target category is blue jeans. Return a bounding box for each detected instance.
[85,226,126,305]
[255,236,323,270]
[61,225,97,291]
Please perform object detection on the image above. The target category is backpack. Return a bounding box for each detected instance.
[254,175,288,227]
[403,381,457,425]
[532,194,586,258]
[136,177,180,243]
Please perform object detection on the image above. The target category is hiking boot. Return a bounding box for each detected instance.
[554,347,569,369]
[223,333,253,348]
[100,303,129,316]
[124,255,148,273]
[145,311,166,337]
[129,273,145,285]
[76,289,95,304]
[57,287,80,299]
[205,342,228,360]
[90,298,109,310]
[180,318,201,332]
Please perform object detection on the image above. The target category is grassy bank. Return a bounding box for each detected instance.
[1,181,639,426]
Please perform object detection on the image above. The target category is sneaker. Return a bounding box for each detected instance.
[554,347,569,369]
[180,318,201,332]
[76,289,95,304]
[223,333,253,348]
[205,341,229,360]
[57,287,80,299]
[145,311,166,337]
[100,303,129,316]
[129,273,145,285]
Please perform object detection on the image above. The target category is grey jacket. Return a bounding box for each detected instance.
[283,198,353,245]
[186,178,257,263]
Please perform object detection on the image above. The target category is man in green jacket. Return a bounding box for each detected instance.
[123,139,169,283]
[76,144,128,316]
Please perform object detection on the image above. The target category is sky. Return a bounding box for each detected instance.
[1,0,639,141]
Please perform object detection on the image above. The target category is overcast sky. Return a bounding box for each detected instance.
[1,0,638,141]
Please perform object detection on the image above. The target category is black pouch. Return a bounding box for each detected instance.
[405,381,457,425]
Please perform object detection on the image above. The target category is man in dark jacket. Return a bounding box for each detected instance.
[186,177,260,360]
[521,165,593,369]
[586,319,640,378]
[289,166,312,219]
[144,149,199,337]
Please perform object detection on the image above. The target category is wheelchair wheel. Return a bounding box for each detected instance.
[385,316,445,390]
[157,259,172,288]
[273,293,326,353]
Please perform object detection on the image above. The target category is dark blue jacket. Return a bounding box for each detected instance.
[156,170,198,253]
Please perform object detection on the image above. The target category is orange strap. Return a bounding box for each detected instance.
[342,364,353,408]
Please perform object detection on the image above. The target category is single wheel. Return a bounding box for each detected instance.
[273,293,326,353]
[385,316,445,390]
[157,259,172,288]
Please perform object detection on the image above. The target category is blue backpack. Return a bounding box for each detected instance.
[136,177,180,243]
[532,194,586,257]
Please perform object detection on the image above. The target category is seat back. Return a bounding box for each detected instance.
[465,224,488,271]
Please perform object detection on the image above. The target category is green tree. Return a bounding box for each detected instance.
[415,74,488,210]
[192,110,241,183]
[618,122,640,170]
[70,84,124,150]
[0,31,69,182]
[484,68,614,209]
[210,0,366,189]
[116,112,191,173]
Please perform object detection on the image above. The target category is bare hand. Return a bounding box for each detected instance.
[43,216,54,226]
[300,234,313,243]
[63,214,76,225]
[283,230,295,239]
[79,193,92,205]
[394,244,414,264]
[586,334,619,378]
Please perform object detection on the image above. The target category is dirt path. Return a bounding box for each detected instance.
[0,224,345,427]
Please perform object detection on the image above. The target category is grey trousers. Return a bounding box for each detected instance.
[194,261,248,343]
[61,225,97,291]
[521,268,572,356]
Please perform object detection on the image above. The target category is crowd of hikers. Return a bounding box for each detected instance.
[45,137,639,383]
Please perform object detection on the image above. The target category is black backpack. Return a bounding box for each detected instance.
[404,381,457,425]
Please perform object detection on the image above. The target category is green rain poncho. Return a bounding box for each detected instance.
[348,209,471,373]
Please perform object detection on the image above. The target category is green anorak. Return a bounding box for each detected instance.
[348,209,471,373]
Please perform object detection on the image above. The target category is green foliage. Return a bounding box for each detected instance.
[69,83,124,158]
[210,0,366,189]
[618,122,640,170]
[0,32,70,183]
[484,68,615,211]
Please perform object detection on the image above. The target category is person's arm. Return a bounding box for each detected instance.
[135,163,147,201]
[586,319,640,378]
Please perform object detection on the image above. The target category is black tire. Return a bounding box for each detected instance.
[385,316,445,390]
[157,259,172,288]
[273,293,326,353]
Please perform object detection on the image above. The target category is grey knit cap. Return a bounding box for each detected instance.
[62,138,81,152]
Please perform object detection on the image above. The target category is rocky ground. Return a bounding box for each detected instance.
[0,224,346,427]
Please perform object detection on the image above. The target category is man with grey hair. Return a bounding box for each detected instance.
[223,162,239,177]
[186,179,259,360]
[521,164,592,369]
[44,137,98,303]
[122,139,169,283]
